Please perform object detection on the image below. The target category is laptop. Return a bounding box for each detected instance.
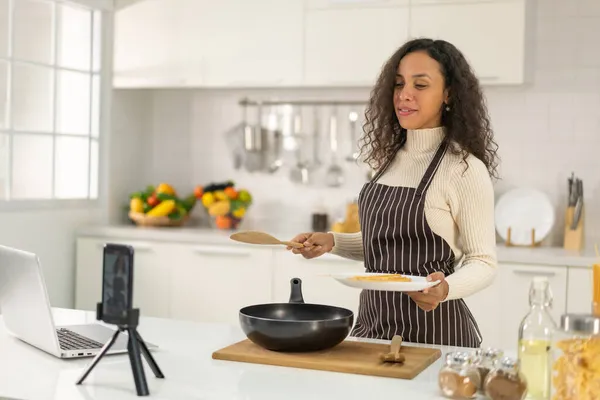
[0,244,157,359]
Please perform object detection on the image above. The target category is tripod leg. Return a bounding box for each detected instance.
[127,327,149,396]
[76,329,121,385]
[134,330,165,378]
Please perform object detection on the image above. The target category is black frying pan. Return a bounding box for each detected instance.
[239,278,354,352]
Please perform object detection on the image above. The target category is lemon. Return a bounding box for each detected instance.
[214,190,228,201]
[130,197,144,213]
[156,183,176,196]
[201,192,215,208]
[208,200,230,217]
[232,207,246,219]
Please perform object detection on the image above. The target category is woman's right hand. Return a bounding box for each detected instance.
[286,232,335,259]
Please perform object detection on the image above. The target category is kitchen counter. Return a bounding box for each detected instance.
[1,308,479,400]
[78,225,598,268]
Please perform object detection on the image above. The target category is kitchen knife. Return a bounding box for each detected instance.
[571,179,583,229]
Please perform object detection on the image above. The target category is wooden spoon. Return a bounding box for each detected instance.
[229,230,305,249]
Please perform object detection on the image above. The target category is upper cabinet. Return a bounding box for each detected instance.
[409,0,527,85]
[186,0,305,87]
[113,0,304,88]
[113,0,186,87]
[304,5,409,86]
[112,0,528,88]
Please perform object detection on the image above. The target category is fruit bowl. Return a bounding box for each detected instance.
[128,183,197,228]
[196,181,252,231]
[128,211,190,227]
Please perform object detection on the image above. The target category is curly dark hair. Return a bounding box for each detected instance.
[359,38,500,180]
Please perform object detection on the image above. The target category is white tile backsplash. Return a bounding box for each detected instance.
[110,0,600,248]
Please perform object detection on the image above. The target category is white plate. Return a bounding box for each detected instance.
[328,272,440,292]
[495,187,555,246]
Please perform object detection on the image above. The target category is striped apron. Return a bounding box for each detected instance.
[350,140,482,348]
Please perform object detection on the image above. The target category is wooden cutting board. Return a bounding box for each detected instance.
[212,339,441,379]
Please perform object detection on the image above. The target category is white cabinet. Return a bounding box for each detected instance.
[113,0,188,87]
[567,267,593,315]
[112,0,528,88]
[304,5,410,86]
[168,243,273,325]
[409,0,526,84]
[496,263,568,352]
[75,237,171,318]
[465,262,569,352]
[463,270,503,349]
[77,233,595,354]
[75,237,272,324]
[272,250,364,316]
[113,0,304,88]
[195,0,304,87]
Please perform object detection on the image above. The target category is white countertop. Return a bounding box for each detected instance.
[78,225,598,268]
[0,308,480,400]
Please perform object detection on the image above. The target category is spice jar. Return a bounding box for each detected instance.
[484,357,527,400]
[551,313,600,400]
[438,351,480,399]
[473,347,504,393]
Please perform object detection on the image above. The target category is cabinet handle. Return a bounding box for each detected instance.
[512,269,556,277]
[327,0,392,4]
[226,79,284,86]
[95,243,153,252]
[192,246,250,257]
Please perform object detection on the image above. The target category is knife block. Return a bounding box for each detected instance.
[563,205,584,251]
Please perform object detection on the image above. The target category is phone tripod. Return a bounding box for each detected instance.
[76,303,165,396]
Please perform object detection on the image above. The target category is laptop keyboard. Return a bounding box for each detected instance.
[56,328,104,350]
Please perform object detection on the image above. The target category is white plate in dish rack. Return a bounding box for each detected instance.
[495,187,555,246]
[328,273,441,292]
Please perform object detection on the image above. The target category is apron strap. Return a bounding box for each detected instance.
[415,140,449,197]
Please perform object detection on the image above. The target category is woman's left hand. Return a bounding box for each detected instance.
[407,272,449,311]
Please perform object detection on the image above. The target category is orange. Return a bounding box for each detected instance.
[215,215,232,229]
[224,186,238,199]
[193,185,204,199]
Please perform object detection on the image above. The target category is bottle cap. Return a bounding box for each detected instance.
[497,356,520,373]
[445,351,473,367]
[475,347,504,361]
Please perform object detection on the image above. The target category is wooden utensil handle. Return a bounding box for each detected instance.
[282,241,305,249]
[380,353,406,363]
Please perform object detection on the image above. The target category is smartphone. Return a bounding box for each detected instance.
[101,243,134,322]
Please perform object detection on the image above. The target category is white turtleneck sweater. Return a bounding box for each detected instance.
[330,127,497,301]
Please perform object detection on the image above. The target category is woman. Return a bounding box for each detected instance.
[288,38,499,348]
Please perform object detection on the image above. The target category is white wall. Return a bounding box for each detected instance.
[110,0,600,248]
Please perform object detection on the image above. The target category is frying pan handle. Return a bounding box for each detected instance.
[288,278,305,304]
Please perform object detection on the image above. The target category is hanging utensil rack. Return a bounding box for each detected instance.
[229,97,371,185]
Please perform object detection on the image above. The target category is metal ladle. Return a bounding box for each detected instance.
[346,111,359,162]
[325,113,344,187]
[290,114,310,185]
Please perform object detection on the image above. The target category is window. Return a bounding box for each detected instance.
[0,0,106,203]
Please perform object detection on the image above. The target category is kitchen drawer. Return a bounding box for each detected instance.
[497,263,568,352]
[168,243,273,325]
[75,237,172,318]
